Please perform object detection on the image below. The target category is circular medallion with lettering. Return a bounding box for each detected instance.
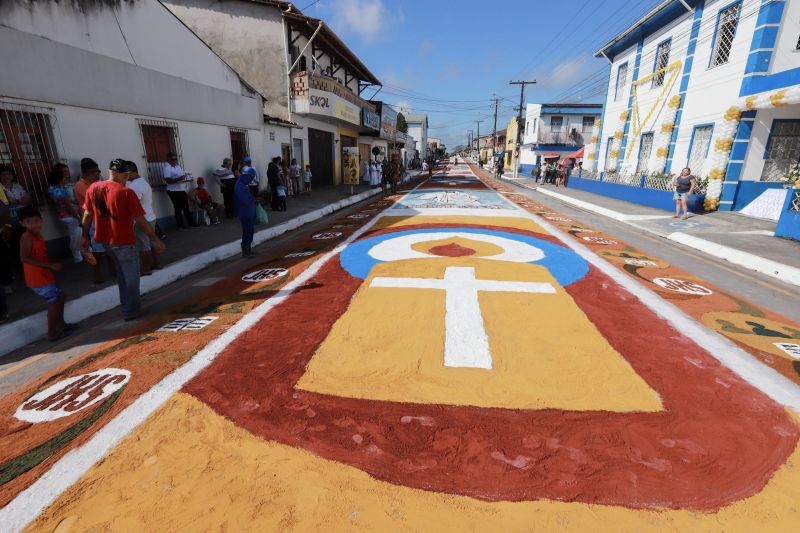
[15,368,131,423]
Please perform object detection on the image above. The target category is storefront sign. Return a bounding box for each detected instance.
[362,109,381,130]
[297,88,362,126]
[380,104,398,141]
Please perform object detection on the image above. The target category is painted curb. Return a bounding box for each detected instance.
[668,232,800,287]
[0,188,382,358]
[521,184,800,288]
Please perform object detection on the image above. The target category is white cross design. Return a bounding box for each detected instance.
[370,266,555,369]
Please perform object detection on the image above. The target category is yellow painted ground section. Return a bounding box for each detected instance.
[298,257,662,412]
[372,215,546,233]
[27,393,800,533]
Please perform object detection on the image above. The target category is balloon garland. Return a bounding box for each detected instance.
[584,118,602,174]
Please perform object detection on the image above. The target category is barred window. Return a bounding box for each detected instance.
[550,116,563,132]
[688,125,713,176]
[652,40,671,88]
[761,120,800,181]
[636,132,654,175]
[0,103,61,205]
[582,116,595,133]
[710,3,741,67]
[614,63,628,101]
[138,119,182,187]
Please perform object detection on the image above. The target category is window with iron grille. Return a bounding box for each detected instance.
[550,116,563,132]
[582,116,595,133]
[614,63,628,101]
[636,132,654,175]
[0,103,61,205]
[710,2,741,67]
[761,120,800,181]
[687,125,713,176]
[229,128,250,163]
[138,119,182,187]
[651,40,671,88]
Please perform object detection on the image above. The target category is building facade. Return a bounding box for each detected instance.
[405,114,429,160]
[164,0,382,187]
[1,0,266,244]
[520,104,603,176]
[589,0,800,221]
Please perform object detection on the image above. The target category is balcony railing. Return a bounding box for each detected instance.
[533,130,588,146]
[290,71,375,111]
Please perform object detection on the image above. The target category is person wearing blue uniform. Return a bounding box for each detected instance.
[235,167,257,258]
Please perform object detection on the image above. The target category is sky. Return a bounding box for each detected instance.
[302,0,665,149]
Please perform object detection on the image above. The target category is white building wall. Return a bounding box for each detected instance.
[407,121,428,159]
[770,0,800,75]
[596,0,765,178]
[598,43,639,172]
[673,0,760,179]
[2,0,241,94]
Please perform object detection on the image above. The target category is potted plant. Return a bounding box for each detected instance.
[781,163,800,188]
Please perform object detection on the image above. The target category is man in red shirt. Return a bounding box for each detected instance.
[81,159,165,321]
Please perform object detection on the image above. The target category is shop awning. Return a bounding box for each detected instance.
[567,147,585,159]
[543,152,560,159]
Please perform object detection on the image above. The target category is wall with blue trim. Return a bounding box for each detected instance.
[568,177,674,211]
[774,190,800,241]
[731,181,786,210]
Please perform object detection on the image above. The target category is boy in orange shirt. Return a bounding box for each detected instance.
[19,206,77,340]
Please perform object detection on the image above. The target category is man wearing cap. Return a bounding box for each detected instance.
[81,159,165,321]
[242,155,260,198]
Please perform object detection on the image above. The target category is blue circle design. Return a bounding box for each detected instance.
[340,228,589,286]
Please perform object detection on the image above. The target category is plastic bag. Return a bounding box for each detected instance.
[255,204,269,225]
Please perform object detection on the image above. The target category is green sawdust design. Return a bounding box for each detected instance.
[0,387,125,486]
[720,291,765,318]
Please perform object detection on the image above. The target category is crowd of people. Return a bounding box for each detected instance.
[0,153,315,335]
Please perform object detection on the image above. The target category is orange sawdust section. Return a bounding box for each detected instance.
[297,255,662,412]
[26,393,800,532]
[473,168,800,385]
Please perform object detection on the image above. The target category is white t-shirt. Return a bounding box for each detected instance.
[163,163,187,192]
[127,177,156,222]
[302,170,312,183]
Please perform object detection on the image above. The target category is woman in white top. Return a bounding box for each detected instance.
[162,152,195,228]
[288,159,301,197]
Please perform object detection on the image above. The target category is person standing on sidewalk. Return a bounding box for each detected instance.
[74,158,114,284]
[163,152,195,229]
[242,156,260,199]
[213,158,237,218]
[126,161,161,275]
[235,167,257,258]
[47,163,84,263]
[18,206,77,340]
[82,159,165,321]
[267,157,281,211]
[672,167,697,220]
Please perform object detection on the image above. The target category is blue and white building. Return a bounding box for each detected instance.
[520,103,603,176]
[584,0,800,227]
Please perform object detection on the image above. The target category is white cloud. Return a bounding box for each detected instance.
[393,101,411,115]
[535,54,593,90]
[329,0,392,43]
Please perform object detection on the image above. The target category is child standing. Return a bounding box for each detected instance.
[19,206,77,340]
[302,164,312,195]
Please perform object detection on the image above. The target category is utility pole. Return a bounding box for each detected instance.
[509,80,536,179]
[491,95,499,158]
[475,120,483,165]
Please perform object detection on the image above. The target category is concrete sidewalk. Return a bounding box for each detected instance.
[0,183,387,357]
[500,175,800,287]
